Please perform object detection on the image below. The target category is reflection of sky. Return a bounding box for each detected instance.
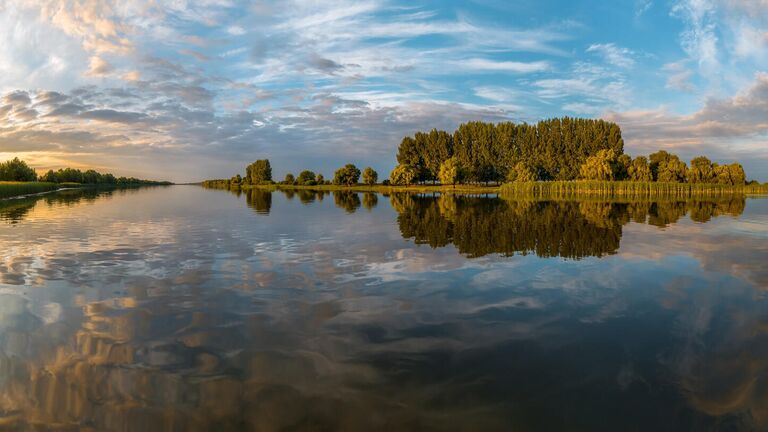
[0,188,766,430]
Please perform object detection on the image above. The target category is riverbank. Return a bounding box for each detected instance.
[202,180,768,197]
[0,182,58,199]
[500,181,768,198]
[206,183,503,194]
[0,182,175,200]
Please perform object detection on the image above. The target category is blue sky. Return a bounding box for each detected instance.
[0,0,767,182]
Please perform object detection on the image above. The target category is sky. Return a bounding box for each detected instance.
[0,0,767,183]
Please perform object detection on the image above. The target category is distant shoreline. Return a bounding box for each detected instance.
[0,182,174,200]
[202,180,768,198]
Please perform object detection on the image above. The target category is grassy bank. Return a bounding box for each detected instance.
[203,180,768,197]
[0,182,58,199]
[0,181,175,200]
[207,183,502,194]
[500,181,768,199]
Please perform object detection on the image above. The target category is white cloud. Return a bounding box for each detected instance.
[663,60,695,91]
[586,43,636,68]
[461,58,550,73]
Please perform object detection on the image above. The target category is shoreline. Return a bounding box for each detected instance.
[202,181,768,197]
[0,183,175,201]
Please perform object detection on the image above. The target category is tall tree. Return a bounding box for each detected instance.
[246,159,272,184]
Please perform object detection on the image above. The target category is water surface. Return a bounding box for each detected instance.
[1,186,766,431]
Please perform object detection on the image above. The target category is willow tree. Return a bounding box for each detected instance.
[689,156,714,183]
[389,164,417,186]
[714,163,746,185]
[627,156,652,181]
[579,149,617,181]
[507,162,536,182]
[657,155,687,183]
[438,157,462,186]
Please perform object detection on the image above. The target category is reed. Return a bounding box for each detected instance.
[0,182,58,199]
[500,181,768,199]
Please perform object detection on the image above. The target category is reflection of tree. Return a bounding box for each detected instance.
[246,189,272,215]
[362,193,378,211]
[0,188,114,224]
[333,191,361,213]
[392,194,747,259]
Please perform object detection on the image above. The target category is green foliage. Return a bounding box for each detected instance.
[0,182,57,199]
[657,155,687,183]
[0,158,37,181]
[282,173,296,185]
[297,170,316,185]
[0,158,168,186]
[333,164,361,186]
[438,157,462,186]
[689,156,714,183]
[316,173,325,184]
[507,162,536,183]
[246,159,272,184]
[397,118,624,184]
[713,163,746,185]
[501,180,758,198]
[615,154,631,181]
[389,164,417,186]
[627,156,652,182]
[579,149,617,181]
[362,167,378,185]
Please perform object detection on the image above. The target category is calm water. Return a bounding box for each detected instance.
[1,186,767,431]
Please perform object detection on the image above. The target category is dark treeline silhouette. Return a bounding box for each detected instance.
[390,194,745,259]
[0,157,171,185]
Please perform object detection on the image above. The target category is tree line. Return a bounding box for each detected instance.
[203,118,759,189]
[202,159,380,188]
[0,157,171,185]
[394,119,750,186]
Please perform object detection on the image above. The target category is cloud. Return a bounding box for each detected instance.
[586,43,636,68]
[86,56,114,76]
[308,54,345,74]
[604,72,768,178]
[663,60,695,91]
[461,58,550,73]
[0,0,766,180]
[671,0,720,74]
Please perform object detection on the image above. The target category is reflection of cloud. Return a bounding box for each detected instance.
[1,190,767,429]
